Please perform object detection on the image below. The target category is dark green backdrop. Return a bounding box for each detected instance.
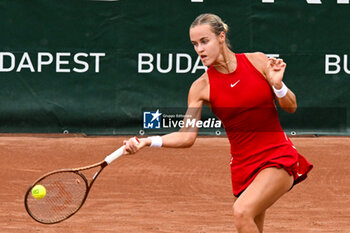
[0,0,349,135]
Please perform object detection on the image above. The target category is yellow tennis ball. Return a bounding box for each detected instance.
[31,185,46,199]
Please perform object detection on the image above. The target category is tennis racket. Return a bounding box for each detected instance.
[24,141,131,224]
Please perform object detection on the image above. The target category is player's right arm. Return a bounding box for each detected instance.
[124,74,210,153]
[157,75,208,148]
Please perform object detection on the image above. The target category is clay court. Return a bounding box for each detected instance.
[0,135,349,233]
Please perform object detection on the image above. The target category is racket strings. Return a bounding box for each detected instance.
[25,171,88,223]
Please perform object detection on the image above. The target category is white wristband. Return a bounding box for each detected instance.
[272,82,288,98]
[148,136,162,147]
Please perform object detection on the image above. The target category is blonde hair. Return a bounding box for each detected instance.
[190,13,231,48]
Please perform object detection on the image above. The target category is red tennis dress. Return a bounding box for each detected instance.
[208,53,313,197]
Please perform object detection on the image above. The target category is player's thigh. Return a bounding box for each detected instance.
[232,190,266,231]
[234,167,294,218]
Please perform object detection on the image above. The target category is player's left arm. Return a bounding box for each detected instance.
[248,52,297,114]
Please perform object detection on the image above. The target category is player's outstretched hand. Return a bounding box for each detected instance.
[123,137,149,154]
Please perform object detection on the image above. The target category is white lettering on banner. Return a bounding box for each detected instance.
[325,55,341,74]
[176,53,192,73]
[306,0,322,3]
[17,52,35,72]
[0,52,15,72]
[138,53,207,74]
[138,53,279,75]
[38,52,53,72]
[56,53,71,73]
[192,55,207,73]
[325,54,350,74]
[90,53,105,73]
[138,53,154,73]
[0,52,105,73]
[157,53,172,73]
[262,0,349,3]
[345,55,350,74]
[73,53,89,73]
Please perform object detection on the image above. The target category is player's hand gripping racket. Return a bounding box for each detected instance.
[24,139,136,224]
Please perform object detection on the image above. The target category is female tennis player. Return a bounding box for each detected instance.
[124,13,313,233]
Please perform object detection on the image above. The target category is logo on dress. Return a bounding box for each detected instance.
[230,80,240,88]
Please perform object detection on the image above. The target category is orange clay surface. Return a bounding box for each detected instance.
[0,135,349,233]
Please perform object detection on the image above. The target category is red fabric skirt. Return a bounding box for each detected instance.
[230,145,313,197]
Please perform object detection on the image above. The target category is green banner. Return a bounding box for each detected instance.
[0,0,349,135]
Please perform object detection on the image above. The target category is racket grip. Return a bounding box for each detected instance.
[104,145,125,165]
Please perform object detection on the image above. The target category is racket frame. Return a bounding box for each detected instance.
[24,144,126,224]
[24,160,108,224]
